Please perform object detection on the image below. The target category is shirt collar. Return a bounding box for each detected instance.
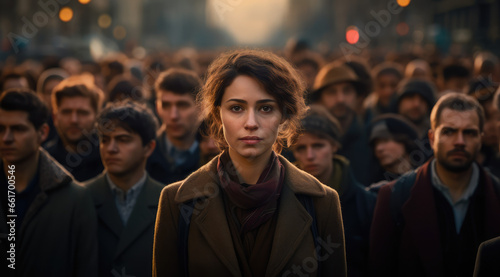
[165,136,199,156]
[106,171,147,202]
[430,159,479,204]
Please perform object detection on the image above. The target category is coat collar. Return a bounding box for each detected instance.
[174,153,326,204]
[86,172,161,259]
[175,153,326,276]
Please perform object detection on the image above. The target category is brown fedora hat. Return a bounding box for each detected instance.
[310,63,365,102]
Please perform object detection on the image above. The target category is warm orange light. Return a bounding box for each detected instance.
[59,7,73,22]
[346,26,359,44]
[98,14,112,28]
[397,0,411,7]
[113,26,127,40]
[78,0,91,4]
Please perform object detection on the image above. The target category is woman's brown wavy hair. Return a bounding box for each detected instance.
[199,49,308,154]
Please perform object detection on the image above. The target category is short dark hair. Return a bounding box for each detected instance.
[52,74,104,113]
[200,49,307,153]
[430,92,485,132]
[96,100,159,146]
[0,71,28,91]
[442,64,470,81]
[155,68,201,98]
[0,88,49,129]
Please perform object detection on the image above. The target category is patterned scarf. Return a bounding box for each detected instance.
[217,151,285,234]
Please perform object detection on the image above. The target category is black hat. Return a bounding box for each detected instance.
[299,104,342,144]
[396,78,437,109]
[369,114,419,148]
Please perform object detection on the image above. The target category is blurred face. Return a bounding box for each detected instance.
[483,103,500,147]
[398,94,429,124]
[200,136,220,161]
[374,138,407,170]
[375,74,399,103]
[156,91,199,141]
[0,109,48,164]
[54,96,96,145]
[220,75,283,162]
[41,79,62,110]
[429,108,482,173]
[100,126,154,177]
[319,82,357,120]
[297,64,318,91]
[292,133,337,180]
[3,77,29,91]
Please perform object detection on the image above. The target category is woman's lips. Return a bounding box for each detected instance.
[239,136,262,145]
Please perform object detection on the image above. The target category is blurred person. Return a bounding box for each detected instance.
[473,236,500,277]
[0,89,98,277]
[60,57,82,76]
[153,50,346,276]
[291,104,375,277]
[310,62,371,185]
[364,62,404,123]
[294,54,324,94]
[85,101,164,277]
[196,120,220,166]
[106,75,144,102]
[367,114,419,188]
[473,52,499,81]
[395,78,437,138]
[342,58,374,114]
[101,57,126,86]
[44,74,104,182]
[489,88,500,178]
[438,64,471,97]
[405,59,432,80]
[467,77,500,173]
[36,68,69,145]
[0,71,30,91]
[146,68,202,184]
[370,93,500,277]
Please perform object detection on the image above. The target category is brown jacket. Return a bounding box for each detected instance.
[153,155,346,277]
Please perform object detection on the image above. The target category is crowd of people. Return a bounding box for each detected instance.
[0,41,500,277]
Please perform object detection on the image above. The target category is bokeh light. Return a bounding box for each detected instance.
[346,26,360,44]
[98,14,112,29]
[397,0,411,7]
[59,7,74,22]
[78,0,91,4]
[113,26,127,40]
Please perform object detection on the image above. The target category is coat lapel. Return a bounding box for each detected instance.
[114,177,159,258]
[266,184,312,277]
[91,175,124,238]
[402,162,444,276]
[194,194,242,276]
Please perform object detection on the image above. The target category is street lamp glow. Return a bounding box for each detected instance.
[59,7,73,22]
[397,0,411,7]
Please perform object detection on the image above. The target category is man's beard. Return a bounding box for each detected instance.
[437,148,475,173]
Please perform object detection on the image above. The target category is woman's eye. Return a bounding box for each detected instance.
[230,105,242,112]
[261,105,273,112]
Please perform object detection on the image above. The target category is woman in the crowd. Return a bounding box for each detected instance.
[153,49,346,277]
[291,104,376,277]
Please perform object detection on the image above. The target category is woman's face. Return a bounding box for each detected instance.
[220,75,283,162]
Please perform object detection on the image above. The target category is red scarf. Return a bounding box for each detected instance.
[217,151,285,234]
